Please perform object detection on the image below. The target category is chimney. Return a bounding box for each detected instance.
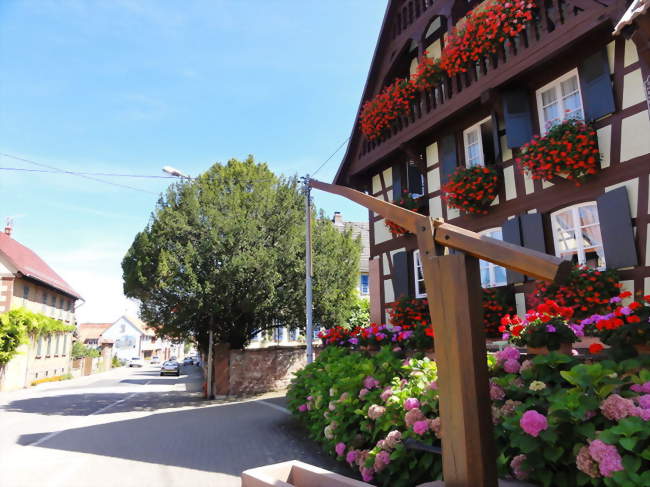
[332,212,343,227]
[4,218,13,237]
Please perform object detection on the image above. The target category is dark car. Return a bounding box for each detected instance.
[182,357,194,366]
[160,360,180,376]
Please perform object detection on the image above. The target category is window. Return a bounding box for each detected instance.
[413,250,426,298]
[406,162,425,196]
[536,69,584,134]
[42,292,48,312]
[50,295,56,306]
[479,229,508,288]
[23,285,29,300]
[360,275,369,295]
[463,117,496,167]
[551,203,605,268]
[274,327,284,342]
[289,328,298,341]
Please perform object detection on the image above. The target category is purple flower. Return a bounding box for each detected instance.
[428,380,438,390]
[490,382,505,401]
[405,408,425,427]
[637,394,650,409]
[619,306,632,315]
[358,388,369,399]
[520,410,548,437]
[503,359,521,374]
[335,442,346,457]
[588,440,623,477]
[510,454,528,480]
[298,404,308,412]
[380,387,393,402]
[600,394,636,421]
[348,338,358,345]
[404,398,420,411]
[413,420,429,435]
[496,346,520,363]
[632,407,650,421]
[345,450,358,465]
[363,376,380,389]
[630,381,650,393]
[609,296,622,303]
[546,324,556,333]
[373,450,391,472]
[569,323,585,337]
[360,467,374,482]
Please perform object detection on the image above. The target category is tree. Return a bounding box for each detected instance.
[122,156,361,350]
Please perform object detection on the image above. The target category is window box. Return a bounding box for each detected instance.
[442,166,499,215]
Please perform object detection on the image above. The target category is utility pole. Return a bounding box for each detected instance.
[303,175,314,364]
[206,326,214,399]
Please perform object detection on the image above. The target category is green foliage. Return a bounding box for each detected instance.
[111,355,121,368]
[0,308,75,365]
[71,342,100,360]
[122,156,361,349]
[345,295,370,330]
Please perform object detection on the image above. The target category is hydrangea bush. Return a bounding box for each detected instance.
[288,346,650,486]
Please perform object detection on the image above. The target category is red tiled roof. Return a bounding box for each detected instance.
[0,233,82,299]
[78,323,112,342]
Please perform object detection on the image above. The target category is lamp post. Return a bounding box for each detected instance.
[161,166,214,399]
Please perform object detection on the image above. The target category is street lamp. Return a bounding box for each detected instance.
[162,166,213,399]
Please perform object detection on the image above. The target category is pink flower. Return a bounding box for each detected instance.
[600,394,636,421]
[632,407,650,421]
[500,399,521,417]
[429,417,442,438]
[404,397,420,411]
[428,380,438,390]
[373,450,391,472]
[520,359,534,372]
[358,388,369,399]
[384,430,402,449]
[576,446,600,479]
[510,454,528,480]
[368,404,386,420]
[637,394,650,409]
[503,359,521,374]
[405,408,425,427]
[631,381,650,393]
[338,392,350,402]
[298,404,308,412]
[520,410,548,437]
[496,346,520,363]
[380,387,393,402]
[413,420,429,435]
[360,467,374,483]
[335,442,346,457]
[588,440,623,477]
[490,382,505,401]
[345,450,358,465]
[363,376,380,389]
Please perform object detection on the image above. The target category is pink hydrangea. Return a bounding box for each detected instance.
[520,410,548,437]
[490,382,505,401]
[600,394,636,421]
[496,346,520,363]
[346,450,358,465]
[404,398,420,411]
[373,450,391,472]
[637,394,650,409]
[503,359,521,374]
[428,380,438,390]
[510,454,528,480]
[338,392,350,402]
[520,359,534,373]
[576,446,600,479]
[380,387,393,402]
[358,388,369,399]
[413,420,429,435]
[500,399,522,417]
[631,381,650,393]
[360,467,374,483]
[368,404,386,420]
[632,407,650,421]
[405,407,425,427]
[298,404,308,412]
[364,376,380,389]
[588,440,623,478]
[335,442,346,457]
[429,417,442,438]
[384,430,402,449]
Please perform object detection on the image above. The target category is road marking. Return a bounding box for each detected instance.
[257,400,290,415]
[28,380,152,448]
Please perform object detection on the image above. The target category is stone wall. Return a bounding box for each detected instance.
[211,345,317,396]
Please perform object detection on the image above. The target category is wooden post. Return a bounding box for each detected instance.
[416,220,497,486]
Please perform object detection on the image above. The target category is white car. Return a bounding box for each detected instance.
[129,357,144,367]
[150,356,161,365]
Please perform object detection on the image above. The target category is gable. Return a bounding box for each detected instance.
[102,317,144,340]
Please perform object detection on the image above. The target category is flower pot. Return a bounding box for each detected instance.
[634,343,650,355]
[527,343,572,355]
[575,336,608,350]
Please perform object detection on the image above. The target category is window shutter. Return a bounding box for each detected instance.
[407,164,424,195]
[579,49,615,122]
[501,217,524,283]
[392,164,402,202]
[520,213,546,254]
[490,112,501,163]
[392,251,410,300]
[597,187,638,269]
[439,134,457,183]
[502,89,534,148]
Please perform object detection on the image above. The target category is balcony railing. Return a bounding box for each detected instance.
[391,0,437,41]
[359,0,609,161]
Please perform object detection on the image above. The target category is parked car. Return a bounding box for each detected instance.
[182,357,194,366]
[150,356,161,365]
[160,360,180,376]
[129,357,144,367]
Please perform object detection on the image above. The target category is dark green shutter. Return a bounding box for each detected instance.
[502,89,534,148]
[501,217,524,283]
[392,251,410,300]
[597,187,638,269]
[579,49,615,122]
[439,134,457,183]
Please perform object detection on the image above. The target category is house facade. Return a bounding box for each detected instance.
[334,0,650,324]
[0,226,81,390]
[100,315,176,361]
[332,212,371,299]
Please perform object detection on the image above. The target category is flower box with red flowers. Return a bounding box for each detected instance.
[359,78,416,141]
[516,118,601,186]
[500,299,580,352]
[442,165,499,215]
[588,293,650,353]
[483,287,516,338]
[384,190,423,236]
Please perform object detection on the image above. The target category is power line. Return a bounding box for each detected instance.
[0,166,176,179]
[311,136,350,177]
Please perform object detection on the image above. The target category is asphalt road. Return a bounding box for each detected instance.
[0,363,352,487]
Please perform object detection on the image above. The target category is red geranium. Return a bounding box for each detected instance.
[442,165,499,215]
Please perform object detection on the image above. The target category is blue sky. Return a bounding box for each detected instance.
[0,0,385,322]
